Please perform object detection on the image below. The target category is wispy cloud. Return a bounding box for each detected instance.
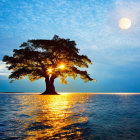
[0,61,9,76]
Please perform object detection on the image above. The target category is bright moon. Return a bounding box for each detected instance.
[119,18,132,30]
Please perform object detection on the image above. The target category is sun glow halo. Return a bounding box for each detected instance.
[119,17,132,30]
[48,68,53,73]
[58,64,65,69]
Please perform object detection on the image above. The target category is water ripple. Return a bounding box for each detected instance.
[0,93,140,140]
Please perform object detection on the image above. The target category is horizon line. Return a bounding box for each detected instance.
[0,92,140,95]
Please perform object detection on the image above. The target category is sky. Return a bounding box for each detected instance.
[0,0,140,93]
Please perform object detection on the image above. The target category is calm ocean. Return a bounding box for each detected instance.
[0,93,140,140]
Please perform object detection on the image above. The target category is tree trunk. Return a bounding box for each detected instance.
[41,75,59,95]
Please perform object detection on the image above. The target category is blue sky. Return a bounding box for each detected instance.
[0,0,140,93]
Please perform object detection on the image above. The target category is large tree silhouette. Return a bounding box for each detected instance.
[3,35,95,95]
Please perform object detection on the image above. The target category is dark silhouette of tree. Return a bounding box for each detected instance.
[3,35,96,95]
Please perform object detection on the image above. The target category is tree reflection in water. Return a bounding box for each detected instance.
[15,93,90,139]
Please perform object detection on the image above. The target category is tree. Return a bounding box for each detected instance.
[2,35,96,95]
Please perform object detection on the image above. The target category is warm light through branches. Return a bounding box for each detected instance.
[2,35,95,95]
[48,68,53,74]
[58,64,65,69]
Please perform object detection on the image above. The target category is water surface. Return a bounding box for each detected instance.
[0,93,140,140]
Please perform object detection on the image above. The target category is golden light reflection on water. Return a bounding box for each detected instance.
[15,94,90,139]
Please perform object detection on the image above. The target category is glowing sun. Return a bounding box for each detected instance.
[119,17,132,30]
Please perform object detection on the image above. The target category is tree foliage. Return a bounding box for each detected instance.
[3,35,95,84]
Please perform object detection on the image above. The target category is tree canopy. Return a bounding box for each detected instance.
[3,35,95,94]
